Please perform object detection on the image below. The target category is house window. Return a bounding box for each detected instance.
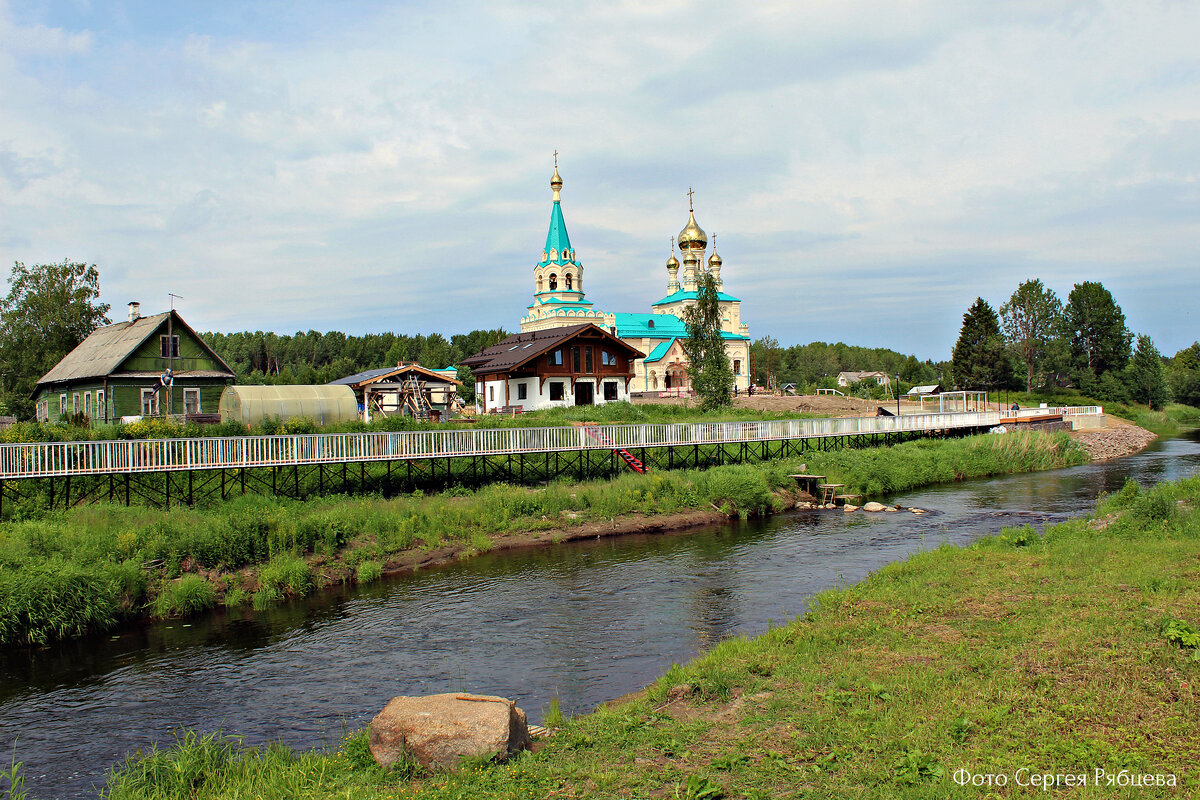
[97,390,105,419]
[517,383,527,400]
[572,347,580,372]
[601,350,615,366]
[488,385,495,402]
[549,273,558,290]
[549,382,565,401]
[549,349,563,366]
[59,395,67,417]
[141,388,158,416]
[585,346,593,373]
[83,391,91,418]
[733,359,742,375]
[184,388,200,415]
[603,381,618,401]
[160,335,180,359]
[72,393,80,415]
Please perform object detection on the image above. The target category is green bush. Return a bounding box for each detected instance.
[151,574,217,618]
[0,562,121,645]
[701,465,772,517]
[258,555,314,598]
[355,560,383,584]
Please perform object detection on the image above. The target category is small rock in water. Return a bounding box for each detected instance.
[843,504,859,513]
[862,502,887,512]
[910,508,926,514]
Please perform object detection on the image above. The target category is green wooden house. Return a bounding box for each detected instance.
[33,303,235,424]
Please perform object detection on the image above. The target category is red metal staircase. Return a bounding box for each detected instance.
[583,426,647,473]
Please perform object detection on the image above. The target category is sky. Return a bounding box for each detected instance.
[0,0,1197,361]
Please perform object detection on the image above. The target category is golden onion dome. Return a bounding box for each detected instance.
[666,252,680,268]
[708,249,722,267]
[677,210,707,250]
[550,165,563,192]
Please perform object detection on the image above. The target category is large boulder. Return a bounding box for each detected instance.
[369,692,531,770]
[862,501,887,512]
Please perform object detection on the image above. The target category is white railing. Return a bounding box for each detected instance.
[0,408,1102,480]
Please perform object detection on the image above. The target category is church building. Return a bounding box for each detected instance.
[519,160,751,394]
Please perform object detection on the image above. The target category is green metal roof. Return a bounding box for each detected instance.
[652,289,741,305]
[643,337,677,363]
[610,312,749,342]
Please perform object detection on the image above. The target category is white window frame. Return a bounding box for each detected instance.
[183,387,200,415]
[141,388,159,416]
[59,394,67,417]
[72,393,80,415]
[97,390,105,419]
[83,391,92,418]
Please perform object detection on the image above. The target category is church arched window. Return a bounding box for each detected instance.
[549,273,558,290]
[650,371,658,390]
[537,275,544,292]
[565,273,573,290]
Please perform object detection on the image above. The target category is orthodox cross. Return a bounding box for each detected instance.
[553,150,558,169]
[687,187,694,211]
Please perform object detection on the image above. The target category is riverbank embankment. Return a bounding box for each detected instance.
[96,472,1200,799]
[0,430,1087,647]
[1072,415,1159,461]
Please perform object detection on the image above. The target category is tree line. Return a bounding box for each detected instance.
[948,279,1193,410]
[200,329,509,397]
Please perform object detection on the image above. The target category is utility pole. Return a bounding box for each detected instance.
[167,293,184,416]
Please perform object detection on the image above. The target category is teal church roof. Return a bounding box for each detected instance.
[539,200,576,267]
[643,337,678,363]
[652,289,741,305]
[609,312,749,342]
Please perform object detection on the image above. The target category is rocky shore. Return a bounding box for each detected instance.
[1072,418,1158,461]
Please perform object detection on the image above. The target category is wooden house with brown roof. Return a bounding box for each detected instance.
[460,323,643,412]
[33,302,235,424]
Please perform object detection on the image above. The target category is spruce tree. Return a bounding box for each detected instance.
[950,298,1009,390]
[681,270,734,410]
[1128,334,1170,410]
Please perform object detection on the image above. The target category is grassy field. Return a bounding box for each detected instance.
[89,473,1200,799]
[0,431,1085,647]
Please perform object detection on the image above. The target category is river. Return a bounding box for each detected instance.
[3,431,1198,799]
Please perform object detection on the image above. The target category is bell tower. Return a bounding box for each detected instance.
[521,154,602,332]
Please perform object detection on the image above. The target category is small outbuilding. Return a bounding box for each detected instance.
[329,363,463,422]
[905,383,943,398]
[218,384,359,427]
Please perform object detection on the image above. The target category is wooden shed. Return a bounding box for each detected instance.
[329,363,463,422]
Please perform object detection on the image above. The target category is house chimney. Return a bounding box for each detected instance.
[128,301,141,323]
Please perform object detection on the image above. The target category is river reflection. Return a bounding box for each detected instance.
[2,431,1198,799]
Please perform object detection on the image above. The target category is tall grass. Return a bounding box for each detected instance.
[0,431,1086,646]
